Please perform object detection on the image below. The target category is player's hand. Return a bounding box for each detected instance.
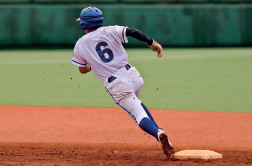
[150,39,163,58]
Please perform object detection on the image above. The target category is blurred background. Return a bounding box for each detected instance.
[0,0,251,112]
[0,0,251,48]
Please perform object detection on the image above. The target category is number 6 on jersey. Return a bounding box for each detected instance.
[96,41,114,63]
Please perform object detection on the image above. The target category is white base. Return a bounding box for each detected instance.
[171,150,222,160]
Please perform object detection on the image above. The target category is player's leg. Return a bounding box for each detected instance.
[126,67,175,157]
[119,94,175,158]
[118,94,160,140]
[140,102,161,130]
[106,75,175,157]
[128,67,161,131]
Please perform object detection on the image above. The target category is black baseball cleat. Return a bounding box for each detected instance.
[158,130,175,158]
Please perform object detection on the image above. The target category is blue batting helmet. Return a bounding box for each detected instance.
[76,7,103,31]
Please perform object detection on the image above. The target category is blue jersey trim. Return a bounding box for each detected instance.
[122,27,126,43]
[72,60,87,66]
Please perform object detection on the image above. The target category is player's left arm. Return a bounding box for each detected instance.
[79,64,92,74]
[126,28,163,58]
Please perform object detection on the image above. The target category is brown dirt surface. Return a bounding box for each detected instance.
[0,106,251,166]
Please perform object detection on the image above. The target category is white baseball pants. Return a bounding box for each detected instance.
[103,65,149,124]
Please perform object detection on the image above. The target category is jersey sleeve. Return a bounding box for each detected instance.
[71,43,87,67]
[114,25,128,43]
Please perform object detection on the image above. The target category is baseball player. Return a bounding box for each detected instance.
[71,6,175,158]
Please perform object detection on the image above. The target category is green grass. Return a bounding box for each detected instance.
[0,48,251,112]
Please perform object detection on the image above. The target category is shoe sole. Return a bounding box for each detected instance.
[159,133,175,158]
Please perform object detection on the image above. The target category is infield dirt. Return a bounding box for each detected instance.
[0,106,251,165]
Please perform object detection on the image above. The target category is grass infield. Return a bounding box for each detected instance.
[0,48,251,112]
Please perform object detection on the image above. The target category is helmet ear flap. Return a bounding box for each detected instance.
[79,21,87,30]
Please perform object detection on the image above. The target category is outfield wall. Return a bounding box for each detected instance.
[0,4,251,47]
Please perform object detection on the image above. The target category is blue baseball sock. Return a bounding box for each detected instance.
[139,117,159,139]
[141,103,160,129]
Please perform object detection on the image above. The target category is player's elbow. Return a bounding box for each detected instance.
[79,70,87,74]
[79,66,88,74]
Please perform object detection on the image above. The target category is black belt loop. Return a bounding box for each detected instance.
[125,64,131,70]
[108,76,117,83]
[108,64,131,83]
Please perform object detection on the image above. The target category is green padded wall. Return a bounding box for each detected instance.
[0,0,251,3]
[0,0,29,2]
[0,4,251,47]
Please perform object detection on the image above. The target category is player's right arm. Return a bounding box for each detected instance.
[71,41,91,74]
[126,28,163,58]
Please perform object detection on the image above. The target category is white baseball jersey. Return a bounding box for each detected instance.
[72,25,149,125]
[71,25,129,83]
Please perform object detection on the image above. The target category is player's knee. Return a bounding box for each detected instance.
[119,96,149,125]
[135,109,149,125]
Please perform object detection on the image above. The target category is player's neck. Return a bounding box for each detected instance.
[85,26,102,34]
[85,29,92,34]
